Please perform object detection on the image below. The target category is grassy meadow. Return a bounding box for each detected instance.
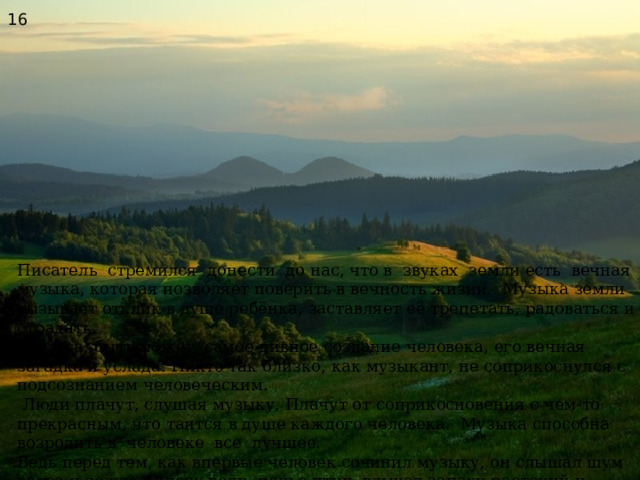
[1,314,638,479]
[0,242,638,479]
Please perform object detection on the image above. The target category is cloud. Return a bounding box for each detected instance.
[459,33,640,66]
[0,21,298,52]
[59,36,161,45]
[61,33,288,48]
[1,32,637,142]
[265,87,401,121]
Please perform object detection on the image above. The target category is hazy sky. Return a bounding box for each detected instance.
[1,1,639,141]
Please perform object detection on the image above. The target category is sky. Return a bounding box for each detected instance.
[1,0,639,142]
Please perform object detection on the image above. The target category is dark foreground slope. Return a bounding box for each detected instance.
[1,313,637,479]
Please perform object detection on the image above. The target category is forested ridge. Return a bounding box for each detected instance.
[116,160,640,259]
[1,204,637,288]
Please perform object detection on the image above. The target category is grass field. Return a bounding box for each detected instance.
[0,243,638,479]
[0,313,637,479]
[1,242,636,339]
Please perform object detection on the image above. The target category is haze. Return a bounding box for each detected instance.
[1,0,638,142]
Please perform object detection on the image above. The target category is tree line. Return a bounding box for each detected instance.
[1,205,637,288]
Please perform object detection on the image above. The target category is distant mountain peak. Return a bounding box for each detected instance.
[204,156,284,187]
[301,156,359,168]
[211,156,283,173]
[291,157,374,184]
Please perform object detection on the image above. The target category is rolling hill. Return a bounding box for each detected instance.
[0,157,375,212]
[120,161,640,261]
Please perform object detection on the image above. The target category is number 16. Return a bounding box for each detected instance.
[9,13,27,25]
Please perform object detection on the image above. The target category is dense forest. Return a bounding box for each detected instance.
[0,284,377,369]
[123,160,640,250]
[1,205,637,288]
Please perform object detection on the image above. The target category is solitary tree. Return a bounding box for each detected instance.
[455,243,472,263]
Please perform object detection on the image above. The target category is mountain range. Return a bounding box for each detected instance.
[2,113,639,178]
[0,156,374,212]
[2,159,639,262]
[118,161,640,263]
[2,113,639,262]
